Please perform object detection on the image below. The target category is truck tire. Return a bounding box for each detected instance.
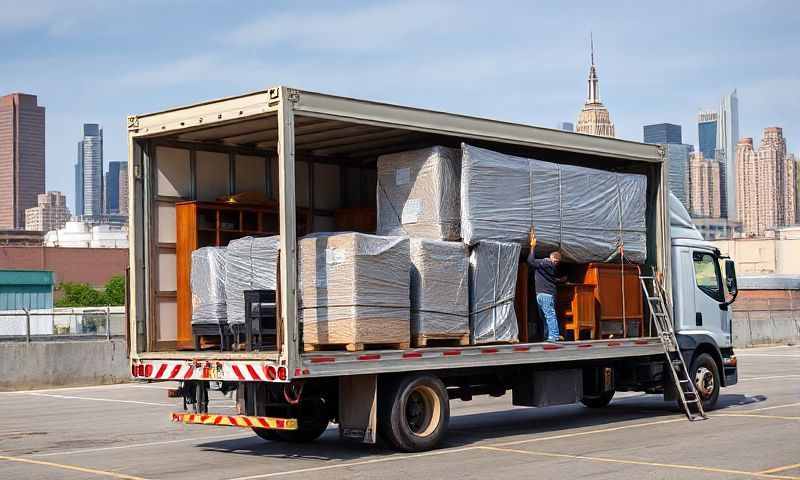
[252,428,281,442]
[687,353,720,411]
[253,396,330,443]
[581,390,615,408]
[379,373,449,452]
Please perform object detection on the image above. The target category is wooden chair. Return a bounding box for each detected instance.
[556,284,597,341]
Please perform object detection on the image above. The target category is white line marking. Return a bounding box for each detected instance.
[23,392,175,407]
[736,354,800,358]
[31,433,250,458]
[744,401,800,413]
[0,382,176,395]
[739,374,800,381]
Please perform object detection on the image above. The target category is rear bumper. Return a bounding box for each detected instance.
[171,412,298,430]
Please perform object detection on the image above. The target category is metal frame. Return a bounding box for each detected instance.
[128,86,666,381]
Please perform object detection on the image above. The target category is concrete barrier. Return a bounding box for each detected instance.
[0,339,130,391]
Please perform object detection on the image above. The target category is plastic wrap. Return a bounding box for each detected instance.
[469,241,520,344]
[224,236,280,325]
[460,144,648,263]
[410,239,469,340]
[299,233,410,347]
[191,247,227,325]
[377,146,461,240]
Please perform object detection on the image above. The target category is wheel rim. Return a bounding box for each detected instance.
[694,366,715,399]
[404,385,441,437]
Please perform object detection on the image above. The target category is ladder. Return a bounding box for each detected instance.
[640,274,708,421]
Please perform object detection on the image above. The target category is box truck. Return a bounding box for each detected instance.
[127,87,738,451]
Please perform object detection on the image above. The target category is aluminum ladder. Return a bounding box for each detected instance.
[640,274,708,421]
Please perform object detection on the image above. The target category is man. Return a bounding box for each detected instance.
[527,229,566,342]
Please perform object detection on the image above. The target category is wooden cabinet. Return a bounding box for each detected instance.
[175,201,311,349]
[581,263,643,338]
[556,284,597,341]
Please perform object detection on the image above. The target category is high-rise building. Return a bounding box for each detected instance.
[697,111,718,161]
[74,157,83,216]
[718,90,739,220]
[736,128,796,237]
[664,143,693,209]
[575,38,615,138]
[24,191,71,232]
[77,124,103,217]
[688,152,721,218]
[105,161,124,214]
[556,122,574,132]
[0,93,45,229]
[643,123,682,144]
[118,162,129,216]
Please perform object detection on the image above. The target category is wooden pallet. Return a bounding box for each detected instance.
[303,341,410,352]
[412,334,470,348]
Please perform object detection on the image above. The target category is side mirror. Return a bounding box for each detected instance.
[724,259,738,296]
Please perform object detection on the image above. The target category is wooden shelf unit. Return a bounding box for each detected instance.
[175,200,311,349]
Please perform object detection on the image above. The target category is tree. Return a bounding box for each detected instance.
[55,282,107,307]
[104,275,125,306]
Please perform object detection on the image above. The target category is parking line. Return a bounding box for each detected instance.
[760,463,800,475]
[490,417,686,447]
[30,432,251,458]
[717,413,800,421]
[477,446,800,479]
[736,354,800,358]
[23,392,174,407]
[0,454,151,480]
[744,401,800,413]
[739,374,800,381]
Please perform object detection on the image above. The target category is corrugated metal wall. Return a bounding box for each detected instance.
[0,285,53,310]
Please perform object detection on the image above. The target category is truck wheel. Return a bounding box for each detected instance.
[252,428,281,442]
[379,374,450,452]
[252,396,330,443]
[687,353,720,411]
[581,390,615,408]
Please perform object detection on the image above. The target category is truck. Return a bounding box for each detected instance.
[126,86,739,451]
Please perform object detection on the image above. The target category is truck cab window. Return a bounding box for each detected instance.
[692,251,723,302]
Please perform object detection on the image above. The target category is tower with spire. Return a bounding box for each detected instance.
[576,34,616,138]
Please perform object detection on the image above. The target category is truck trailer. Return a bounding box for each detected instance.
[127,87,739,451]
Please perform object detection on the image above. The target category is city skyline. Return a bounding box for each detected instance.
[1,1,796,202]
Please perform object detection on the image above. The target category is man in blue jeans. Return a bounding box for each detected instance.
[527,229,567,342]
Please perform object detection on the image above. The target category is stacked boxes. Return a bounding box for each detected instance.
[225,236,280,325]
[409,239,469,344]
[377,146,461,241]
[461,143,648,263]
[299,233,410,349]
[468,241,521,344]
[190,247,227,325]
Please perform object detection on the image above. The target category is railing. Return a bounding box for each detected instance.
[0,306,126,342]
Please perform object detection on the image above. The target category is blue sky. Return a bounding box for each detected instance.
[1,0,798,207]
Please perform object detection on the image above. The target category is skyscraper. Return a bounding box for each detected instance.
[0,93,45,230]
[718,90,739,220]
[643,123,682,144]
[736,128,796,237]
[556,122,574,132]
[74,157,83,216]
[664,143,693,209]
[575,37,615,138]
[688,152,721,218]
[77,124,103,217]
[105,161,124,214]
[24,191,70,232]
[697,111,718,160]
[118,162,129,216]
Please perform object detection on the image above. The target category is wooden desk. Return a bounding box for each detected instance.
[556,283,597,341]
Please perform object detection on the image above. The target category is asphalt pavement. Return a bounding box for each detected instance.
[1,344,799,479]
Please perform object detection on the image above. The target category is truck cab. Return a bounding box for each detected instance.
[669,193,739,404]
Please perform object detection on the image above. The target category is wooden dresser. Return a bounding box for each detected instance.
[175,200,310,349]
[581,263,643,338]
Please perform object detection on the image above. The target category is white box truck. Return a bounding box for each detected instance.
[127,87,739,451]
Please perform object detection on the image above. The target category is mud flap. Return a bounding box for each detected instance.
[338,374,378,443]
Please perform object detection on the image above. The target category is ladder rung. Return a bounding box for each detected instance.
[647,296,661,300]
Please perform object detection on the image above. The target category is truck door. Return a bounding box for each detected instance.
[690,249,730,347]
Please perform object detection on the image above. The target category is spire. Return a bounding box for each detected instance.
[587,33,599,104]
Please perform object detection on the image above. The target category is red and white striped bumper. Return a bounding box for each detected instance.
[171,412,298,430]
[131,359,289,382]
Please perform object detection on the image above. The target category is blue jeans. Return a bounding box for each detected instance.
[536,293,559,341]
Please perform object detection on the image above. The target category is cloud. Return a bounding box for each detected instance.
[0,0,107,36]
[227,1,464,52]
[118,55,221,88]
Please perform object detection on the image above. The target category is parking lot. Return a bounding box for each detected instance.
[1,344,799,479]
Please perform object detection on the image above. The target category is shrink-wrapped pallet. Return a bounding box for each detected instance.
[191,247,227,325]
[460,144,648,263]
[410,239,469,344]
[469,241,520,344]
[377,146,461,240]
[299,233,410,350]
[225,236,279,325]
